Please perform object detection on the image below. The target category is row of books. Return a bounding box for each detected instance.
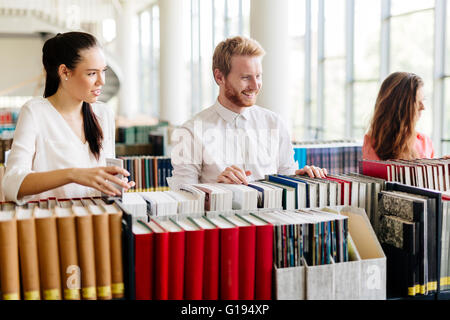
[120,156,173,192]
[292,140,362,174]
[367,180,450,300]
[117,173,387,227]
[0,198,124,300]
[360,158,450,194]
[133,213,273,300]
[116,121,168,148]
[273,206,386,300]
[0,109,19,125]
[255,209,349,268]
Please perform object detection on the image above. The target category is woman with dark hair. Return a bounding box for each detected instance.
[2,32,134,203]
[363,72,435,160]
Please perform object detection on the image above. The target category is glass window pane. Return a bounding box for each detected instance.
[391,10,434,137]
[443,79,450,149]
[391,0,434,16]
[324,59,346,140]
[353,81,379,139]
[324,0,345,58]
[354,0,380,80]
[289,0,306,141]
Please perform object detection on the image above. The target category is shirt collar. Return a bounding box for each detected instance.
[213,99,249,123]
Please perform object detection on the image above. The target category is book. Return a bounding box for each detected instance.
[240,213,274,300]
[88,204,113,300]
[133,220,154,300]
[103,202,125,299]
[157,218,186,300]
[225,214,256,300]
[177,217,205,300]
[0,209,20,300]
[73,205,97,300]
[208,215,239,300]
[55,206,80,300]
[378,214,418,297]
[34,207,62,300]
[147,219,169,300]
[192,216,220,300]
[16,207,40,300]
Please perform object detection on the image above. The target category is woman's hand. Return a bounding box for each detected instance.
[295,165,328,178]
[70,166,135,196]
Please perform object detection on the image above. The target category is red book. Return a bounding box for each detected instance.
[225,215,256,300]
[209,215,239,300]
[177,218,205,300]
[361,159,392,180]
[325,176,351,205]
[156,218,185,300]
[193,217,219,300]
[147,220,169,300]
[242,214,274,300]
[133,221,153,300]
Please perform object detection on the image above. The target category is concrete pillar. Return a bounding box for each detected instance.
[250,0,291,132]
[116,0,139,118]
[159,0,188,126]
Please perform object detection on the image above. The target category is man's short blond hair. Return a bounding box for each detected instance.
[212,36,265,79]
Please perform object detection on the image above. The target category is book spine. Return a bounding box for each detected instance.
[220,228,239,300]
[36,216,62,300]
[17,217,40,300]
[109,211,124,299]
[202,228,219,300]
[254,224,273,300]
[184,230,205,300]
[57,215,80,300]
[0,218,21,300]
[75,215,97,300]
[238,225,256,300]
[168,231,185,300]
[92,213,112,300]
[134,233,153,300]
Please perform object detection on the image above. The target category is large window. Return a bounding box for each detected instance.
[137,0,448,155]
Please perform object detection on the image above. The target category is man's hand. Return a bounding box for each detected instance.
[217,165,252,185]
[295,165,328,178]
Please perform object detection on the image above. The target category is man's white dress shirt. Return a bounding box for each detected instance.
[2,97,115,204]
[168,100,297,189]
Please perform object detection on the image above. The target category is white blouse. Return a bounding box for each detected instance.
[2,97,115,204]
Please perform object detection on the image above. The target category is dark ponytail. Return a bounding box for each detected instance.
[42,32,104,160]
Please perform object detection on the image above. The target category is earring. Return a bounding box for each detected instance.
[65,77,68,81]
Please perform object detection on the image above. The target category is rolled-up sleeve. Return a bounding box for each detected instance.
[3,105,37,204]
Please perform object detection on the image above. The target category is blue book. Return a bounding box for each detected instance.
[267,175,306,209]
[247,183,265,208]
[277,175,311,208]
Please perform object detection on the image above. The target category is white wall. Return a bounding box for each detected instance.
[0,36,44,97]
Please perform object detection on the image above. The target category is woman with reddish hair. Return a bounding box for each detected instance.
[363,72,435,161]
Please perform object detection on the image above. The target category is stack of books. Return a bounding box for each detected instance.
[0,198,124,300]
[372,182,450,300]
[133,214,273,300]
[120,155,172,192]
[272,206,386,300]
[254,209,349,268]
[116,121,168,149]
[360,158,450,194]
[292,140,362,174]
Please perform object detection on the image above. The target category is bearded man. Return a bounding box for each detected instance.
[169,36,327,188]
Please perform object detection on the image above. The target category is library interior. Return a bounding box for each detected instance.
[0,0,450,303]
